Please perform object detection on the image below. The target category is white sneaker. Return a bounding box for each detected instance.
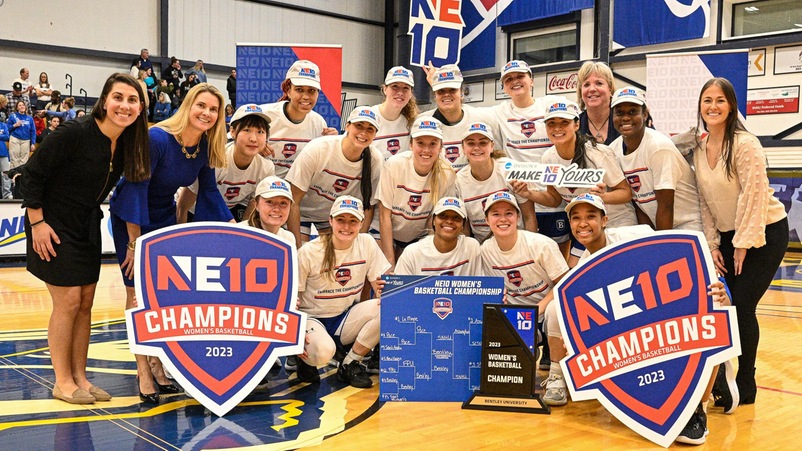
[541,373,568,406]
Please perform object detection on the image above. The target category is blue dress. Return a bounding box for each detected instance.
[110,126,232,286]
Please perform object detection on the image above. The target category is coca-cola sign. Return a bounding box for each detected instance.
[546,71,578,94]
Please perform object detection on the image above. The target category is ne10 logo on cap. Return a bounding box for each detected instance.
[245,105,263,113]
[338,198,360,210]
[491,191,514,203]
[270,180,290,192]
[393,68,411,77]
[443,198,462,208]
[504,61,527,71]
[357,109,376,120]
[468,123,489,133]
[127,223,305,417]
[438,71,457,82]
[419,120,440,130]
[620,88,637,97]
[299,67,317,78]
[550,103,568,112]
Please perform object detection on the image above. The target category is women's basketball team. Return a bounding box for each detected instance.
[22,59,784,445]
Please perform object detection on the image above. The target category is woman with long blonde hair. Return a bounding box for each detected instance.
[109,83,233,404]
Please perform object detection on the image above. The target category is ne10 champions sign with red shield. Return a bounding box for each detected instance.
[555,231,740,447]
[126,223,306,416]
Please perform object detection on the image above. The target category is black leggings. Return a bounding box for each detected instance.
[718,218,788,382]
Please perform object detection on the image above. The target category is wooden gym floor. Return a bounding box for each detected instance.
[1,255,801,450]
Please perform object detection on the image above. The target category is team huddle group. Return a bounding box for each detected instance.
[19,56,787,446]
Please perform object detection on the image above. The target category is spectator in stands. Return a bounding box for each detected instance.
[6,82,31,117]
[224,104,234,132]
[129,60,140,79]
[39,116,60,143]
[34,72,53,111]
[155,78,173,99]
[0,119,9,198]
[227,69,236,108]
[45,97,77,123]
[136,70,150,110]
[131,48,152,73]
[170,86,184,113]
[186,60,207,84]
[164,57,183,88]
[44,90,62,113]
[180,73,199,94]
[34,111,46,143]
[76,110,86,118]
[153,92,171,123]
[14,68,35,99]
[7,100,36,168]
[0,97,7,128]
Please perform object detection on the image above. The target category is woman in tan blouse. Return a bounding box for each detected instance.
[694,77,788,405]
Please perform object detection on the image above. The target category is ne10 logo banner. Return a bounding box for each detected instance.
[555,231,740,447]
[126,223,306,417]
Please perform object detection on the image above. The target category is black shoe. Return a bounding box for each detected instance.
[338,360,373,388]
[675,404,708,445]
[156,381,182,394]
[136,377,160,405]
[712,360,739,413]
[296,358,320,383]
[329,347,347,367]
[737,367,757,405]
[365,347,380,375]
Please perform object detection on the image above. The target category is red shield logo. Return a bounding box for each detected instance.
[555,231,740,446]
[444,146,460,163]
[627,174,641,192]
[387,139,401,155]
[127,223,306,417]
[432,297,453,320]
[333,179,349,193]
[282,143,297,159]
[521,121,535,138]
[335,268,351,286]
[408,195,422,211]
[225,187,241,200]
[506,270,523,287]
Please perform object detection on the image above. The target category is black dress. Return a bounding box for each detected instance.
[20,116,125,286]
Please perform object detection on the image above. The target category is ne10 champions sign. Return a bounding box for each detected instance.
[126,223,306,416]
[555,231,740,447]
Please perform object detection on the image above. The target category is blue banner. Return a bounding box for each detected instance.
[614,0,711,48]
[498,0,593,27]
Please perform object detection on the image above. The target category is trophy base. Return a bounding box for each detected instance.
[462,392,551,414]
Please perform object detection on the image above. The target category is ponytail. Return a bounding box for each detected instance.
[320,232,337,280]
[360,148,373,210]
[277,79,292,102]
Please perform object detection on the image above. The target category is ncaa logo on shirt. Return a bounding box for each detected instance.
[627,175,642,192]
[335,268,351,286]
[408,195,422,211]
[521,121,535,138]
[333,179,350,193]
[444,146,460,163]
[387,139,401,155]
[225,187,241,200]
[506,270,523,287]
[282,143,297,158]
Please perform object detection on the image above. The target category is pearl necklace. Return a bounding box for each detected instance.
[176,133,199,159]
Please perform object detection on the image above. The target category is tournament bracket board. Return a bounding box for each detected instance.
[555,231,741,447]
[126,222,306,417]
[379,275,505,402]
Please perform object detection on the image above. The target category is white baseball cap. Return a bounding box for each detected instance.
[385,66,415,87]
[230,104,271,127]
[500,60,531,82]
[544,100,581,121]
[330,195,365,220]
[565,193,606,215]
[433,197,467,219]
[411,117,444,139]
[346,106,380,129]
[285,60,321,90]
[611,87,647,109]
[431,64,463,91]
[483,191,520,214]
[254,176,293,202]
[462,122,494,141]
